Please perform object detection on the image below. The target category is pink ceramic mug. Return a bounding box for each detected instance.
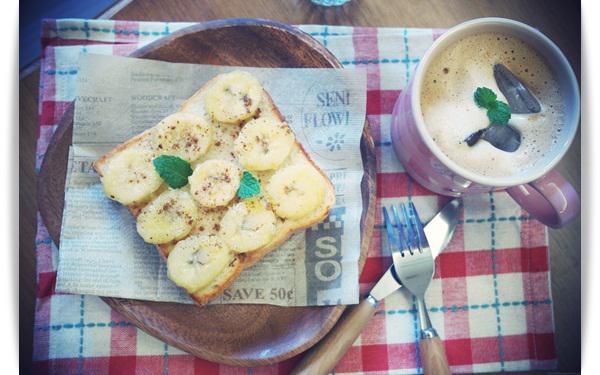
[390,18,580,228]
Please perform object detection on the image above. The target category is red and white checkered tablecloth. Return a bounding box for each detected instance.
[32,19,557,374]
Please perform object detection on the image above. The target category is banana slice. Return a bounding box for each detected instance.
[189,159,241,207]
[167,234,233,293]
[204,71,262,123]
[101,148,162,205]
[154,112,213,162]
[136,189,198,244]
[220,199,277,253]
[234,117,295,171]
[265,165,325,220]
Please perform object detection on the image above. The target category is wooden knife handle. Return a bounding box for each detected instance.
[290,298,377,375]
[419,336,452,375]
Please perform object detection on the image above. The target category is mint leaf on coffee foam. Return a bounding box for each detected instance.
[487,100,511,125]
[474,87,497,109]
[467,86,517,151]
[473,86,512,125]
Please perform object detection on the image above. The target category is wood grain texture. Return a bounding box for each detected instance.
[290,298,377,375]
[36,19,377,366]
[419,337,452,375]
[20,0,580,372]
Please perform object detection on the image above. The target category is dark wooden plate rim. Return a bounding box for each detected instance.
[37,18,377,366]
[130,18,341,61]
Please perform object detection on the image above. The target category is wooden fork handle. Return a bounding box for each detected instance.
[419,336,452,375]
[290,298,377,375]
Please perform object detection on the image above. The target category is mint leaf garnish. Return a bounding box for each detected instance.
[473,87,512,125]
[237,171,260,199]
[153,155,193,189]
[468,86,516,149]
[474,87,497,109]
[487,101,511,125]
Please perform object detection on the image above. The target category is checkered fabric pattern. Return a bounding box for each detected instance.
[32,19,557,374]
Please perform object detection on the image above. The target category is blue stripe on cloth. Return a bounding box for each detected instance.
[163,342,169,375]
[381,298,552,315]
[83,20,90,38]
[45,69,78,75]
[308,31,350,37]
[55,25,170,37]
[35,321,133,331]
[489,192,506,369]
[340,57,420,65]
[411,295,422,373]
[403,28,410,83]
[77,295,85,375]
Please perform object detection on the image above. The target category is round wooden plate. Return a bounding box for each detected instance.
[37,18,376,366]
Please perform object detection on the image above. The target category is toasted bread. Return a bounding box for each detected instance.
[94,71,335,305]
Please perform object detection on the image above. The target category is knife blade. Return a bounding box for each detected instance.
[368,199,461,302]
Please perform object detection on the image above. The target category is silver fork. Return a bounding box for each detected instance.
[383,202,451,375]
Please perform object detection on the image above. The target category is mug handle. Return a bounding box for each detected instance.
[506,170,580,228]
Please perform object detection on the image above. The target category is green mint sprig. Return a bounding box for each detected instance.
[473,87,511,125]
[153,155,193,189]
[237,171,260,199]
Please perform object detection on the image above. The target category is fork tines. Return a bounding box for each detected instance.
[383,202,428,257]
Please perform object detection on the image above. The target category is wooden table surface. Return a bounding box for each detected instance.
[19,0,581,373]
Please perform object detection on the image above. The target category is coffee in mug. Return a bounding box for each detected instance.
[420,32,564,177]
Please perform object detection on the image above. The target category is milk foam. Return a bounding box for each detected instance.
[420,33,564,178]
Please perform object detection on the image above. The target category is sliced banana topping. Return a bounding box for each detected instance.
[234,117,295,171]
[167,234,233,293]
[101,148,162,205]
[220,199,277,253]
[266,165,325,220]
[154,112,213,162]
[189,159,241,207]
[136,189,198,244]
[204,71,262,123]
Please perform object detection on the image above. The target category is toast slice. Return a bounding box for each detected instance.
[94,71,335,305]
